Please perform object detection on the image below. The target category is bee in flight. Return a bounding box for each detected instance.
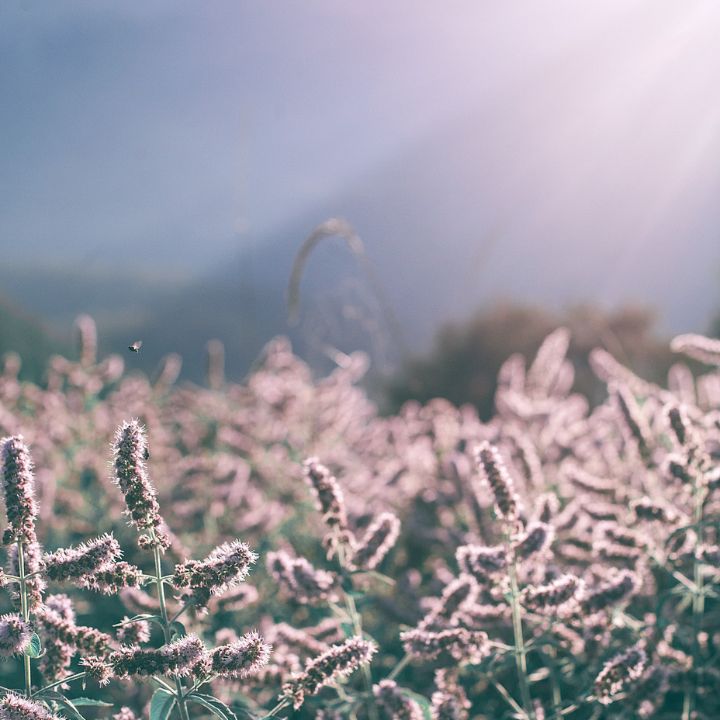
[128,340,143,353]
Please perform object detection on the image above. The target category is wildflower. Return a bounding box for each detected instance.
[564,463,616,496]
[36,602,113,656]
[401,626,489,665]
[430,669,470,720]
[80,655,113,685]
[211,584,259,613]
[631,498,678,524]
[111,635,207,679]
[474,442,520,524]
[303,457,348,531]
[513,521,554,560]
[594,645,647,704]
[581,570,638,613]
[35,595,76,682]
[0,613,32,656]
[612,385,652,462]
[173,540,257,608]
[79,561,143,594]
[75,314,97,367]
[112,420,167,548]
[270,623,330,657]
[116,617,151,646]
[521,575,582,614]
[0,435,39,543]
[595,541,642,567]
[526,327,571,398]
[210,630,271,678]
[373,679,424,720]
[582,502,621,522]
[420,575,479,630]
[112,709,138,720]
[351,512,401,570]
[42,533,121,582]
[670,333,720,366]
[665,404,692,448]
[281,636,376,709]
[267,550,338,604]
[455,544,507,580]
[0,693,60,720]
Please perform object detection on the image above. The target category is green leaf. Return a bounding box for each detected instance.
[51,696,87,720]
[150,689,176,720]
[68,697,114,708]
[114,613,164,628]
[25,632,42,658]
[188,693,239,720]
[169,620,187,639]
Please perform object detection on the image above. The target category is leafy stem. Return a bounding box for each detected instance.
[17,539,32,698]
[151,535,191,720]
[507,529,535,720]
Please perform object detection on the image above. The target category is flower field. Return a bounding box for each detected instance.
[1,317,720,719]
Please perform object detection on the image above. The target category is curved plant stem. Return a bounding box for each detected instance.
[152,539,191,720]
[33,672,86,697]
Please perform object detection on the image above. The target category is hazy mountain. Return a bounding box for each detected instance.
[2,105,719,384]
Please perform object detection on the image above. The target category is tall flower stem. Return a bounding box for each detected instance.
[152,539,191,720]
[17,539,32,698]
[337,543,378,720]
[507,535,535,720]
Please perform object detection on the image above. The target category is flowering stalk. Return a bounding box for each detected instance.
[506,533,535,720]
[336,540,378,720]
[151,533,191,720]
[17,539,32,697]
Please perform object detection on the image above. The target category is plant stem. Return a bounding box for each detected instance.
[507,535,535,720]
[17,540,32,698]
[152,540,191,720]
[387,653,411,681]
[683,476,706,720]
[337,542,378,720]
[33,672,86,697]
[264,698,290,717]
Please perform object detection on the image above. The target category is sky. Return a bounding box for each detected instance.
[1,1,720,336]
